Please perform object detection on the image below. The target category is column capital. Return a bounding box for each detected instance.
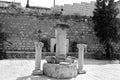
[54,23,69,30]
[77,44,87,48]
[34,42,44,48]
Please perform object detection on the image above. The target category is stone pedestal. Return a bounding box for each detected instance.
[32,42,43,75]
[55,23,69,59]
[77,44,87,74]
[43,63,77,79]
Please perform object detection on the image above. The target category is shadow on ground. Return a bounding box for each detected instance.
[17,75,72,80]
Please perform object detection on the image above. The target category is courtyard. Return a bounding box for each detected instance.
[0,59,120,80]
[0,0,120,80]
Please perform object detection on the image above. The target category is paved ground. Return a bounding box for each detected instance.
[0,59,120,80]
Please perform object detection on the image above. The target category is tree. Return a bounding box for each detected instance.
[92,0,119,59]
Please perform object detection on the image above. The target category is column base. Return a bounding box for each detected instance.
[78,70,86,74]
[32,69,43,76]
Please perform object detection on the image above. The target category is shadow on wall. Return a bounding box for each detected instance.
[17,75,71,80]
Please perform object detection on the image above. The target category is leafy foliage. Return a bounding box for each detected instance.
[0,24,12,59]
[92,0,119,60]
[29,29,50,52]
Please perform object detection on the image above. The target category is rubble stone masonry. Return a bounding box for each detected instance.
[0,1,120,57]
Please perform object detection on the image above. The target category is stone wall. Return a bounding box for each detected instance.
[0,1,120,17]
[0,6,120,56]
[51,1,95,16]
[0,1,21,8]
[52,1,120,18]
[0,13,102,54]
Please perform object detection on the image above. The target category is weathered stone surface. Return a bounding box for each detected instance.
[45,56,75,64]
[55,25,68,59]
[65,56,74,64]
[32,42,43,75]
[43,63,77,79]
[45,56,56,64]
[1,7,116,53]
[77,44,87,74]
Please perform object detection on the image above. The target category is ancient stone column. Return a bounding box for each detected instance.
[55,23,69,60]
[32,42,43,75]
[77,44,87,74]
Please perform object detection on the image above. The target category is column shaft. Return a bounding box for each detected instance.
[78,46,84,70]
[56,28,66,59]
[35,42,42,70]
[77,44,87,74]
[32,42,43,75]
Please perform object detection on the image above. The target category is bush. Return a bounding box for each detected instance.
[0,24,12,59]
[69,41,78,52]
[40,38,50,52]
[94,50,104,60]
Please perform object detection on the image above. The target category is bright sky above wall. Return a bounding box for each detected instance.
[1,0,119,8]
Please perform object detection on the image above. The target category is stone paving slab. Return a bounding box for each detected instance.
[0,59,120,80]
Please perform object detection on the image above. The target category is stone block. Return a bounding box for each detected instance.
[45,56,56,64]
[43,63,77,79]
[18,48,22,50]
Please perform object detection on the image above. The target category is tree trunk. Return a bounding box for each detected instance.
[105,42,114,60]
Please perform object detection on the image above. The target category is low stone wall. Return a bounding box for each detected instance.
[5,51,94,59]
